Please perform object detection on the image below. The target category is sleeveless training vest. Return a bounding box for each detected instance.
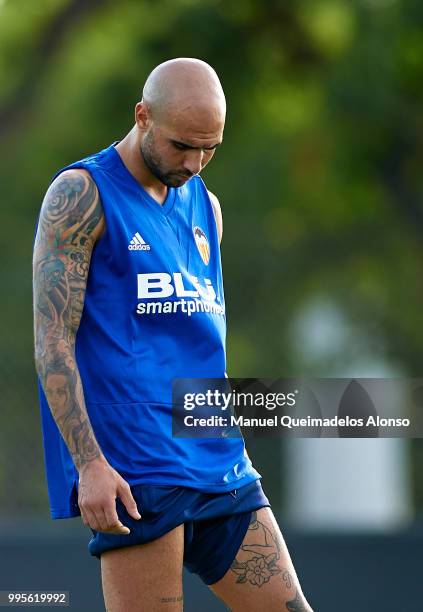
[36,142,261,519]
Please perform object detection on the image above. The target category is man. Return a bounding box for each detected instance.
[33,58,313,612]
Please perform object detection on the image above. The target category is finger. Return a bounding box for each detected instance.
[103,504,120,529]
[83,507,101,531]
[80,510,89,527]
[102,522,131,535]
[103,505,130,534]
[118,482,142,520]
[93,508,110,533]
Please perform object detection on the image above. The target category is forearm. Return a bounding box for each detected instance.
[35,330,141,535]
[35,333,105,471]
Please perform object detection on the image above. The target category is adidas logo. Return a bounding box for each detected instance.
[128,232,151,251]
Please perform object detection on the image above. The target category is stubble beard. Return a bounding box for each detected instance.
[140,135,188,188]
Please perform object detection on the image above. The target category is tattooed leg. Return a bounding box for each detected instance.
[286,589,310,612]
[208,507,314,612]
[230,511,282,587]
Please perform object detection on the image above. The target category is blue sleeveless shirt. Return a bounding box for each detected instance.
[36,142,261,519]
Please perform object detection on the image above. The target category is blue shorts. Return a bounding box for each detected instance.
[88,478,270,585]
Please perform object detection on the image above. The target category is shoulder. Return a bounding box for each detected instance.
[43,167,105,242]
[207,189,223,244]
[48,167,95,191]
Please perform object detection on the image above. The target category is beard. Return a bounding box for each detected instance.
[140,131,191,188]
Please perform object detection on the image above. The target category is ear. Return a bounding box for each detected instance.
[135,101,150,131]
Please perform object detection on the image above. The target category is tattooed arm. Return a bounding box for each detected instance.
[33,169,104,468]
[33,169,141,533]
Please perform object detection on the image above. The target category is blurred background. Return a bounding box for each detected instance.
[1,0,423,609]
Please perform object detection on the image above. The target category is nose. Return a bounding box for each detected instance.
[183,150,204,176]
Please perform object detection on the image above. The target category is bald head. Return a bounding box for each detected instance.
[131,58,225,188]
[142,58,226,125]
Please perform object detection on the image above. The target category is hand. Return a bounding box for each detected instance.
[77,457,142,535]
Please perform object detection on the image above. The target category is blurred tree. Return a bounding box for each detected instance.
[0,0,422,516]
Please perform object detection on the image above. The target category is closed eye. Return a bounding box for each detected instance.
[170,140,221,152]
[172,142,191,151]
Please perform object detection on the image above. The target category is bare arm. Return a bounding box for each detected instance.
[208,189,223,244]
[33,169,104,468]
[33,168,140,533]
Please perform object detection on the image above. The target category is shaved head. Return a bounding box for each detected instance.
[142,57,226,125]
[128,58,225,189]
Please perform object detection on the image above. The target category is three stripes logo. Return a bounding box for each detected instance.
[128,232,151,251]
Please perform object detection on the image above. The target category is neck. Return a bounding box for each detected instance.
[114,127,168,205]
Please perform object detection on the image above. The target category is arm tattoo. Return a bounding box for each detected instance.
[33,171,104,470]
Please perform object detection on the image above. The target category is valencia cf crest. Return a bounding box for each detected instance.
[193,226,210,265]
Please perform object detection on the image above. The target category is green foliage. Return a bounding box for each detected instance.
[1,0,423,515]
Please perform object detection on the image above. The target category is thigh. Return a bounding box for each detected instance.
[100,523,184,612]
[208,507,313,612]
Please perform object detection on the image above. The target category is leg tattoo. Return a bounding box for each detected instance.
[230,511,289,587]
[286,589,308,611]
[159,595,183,605]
